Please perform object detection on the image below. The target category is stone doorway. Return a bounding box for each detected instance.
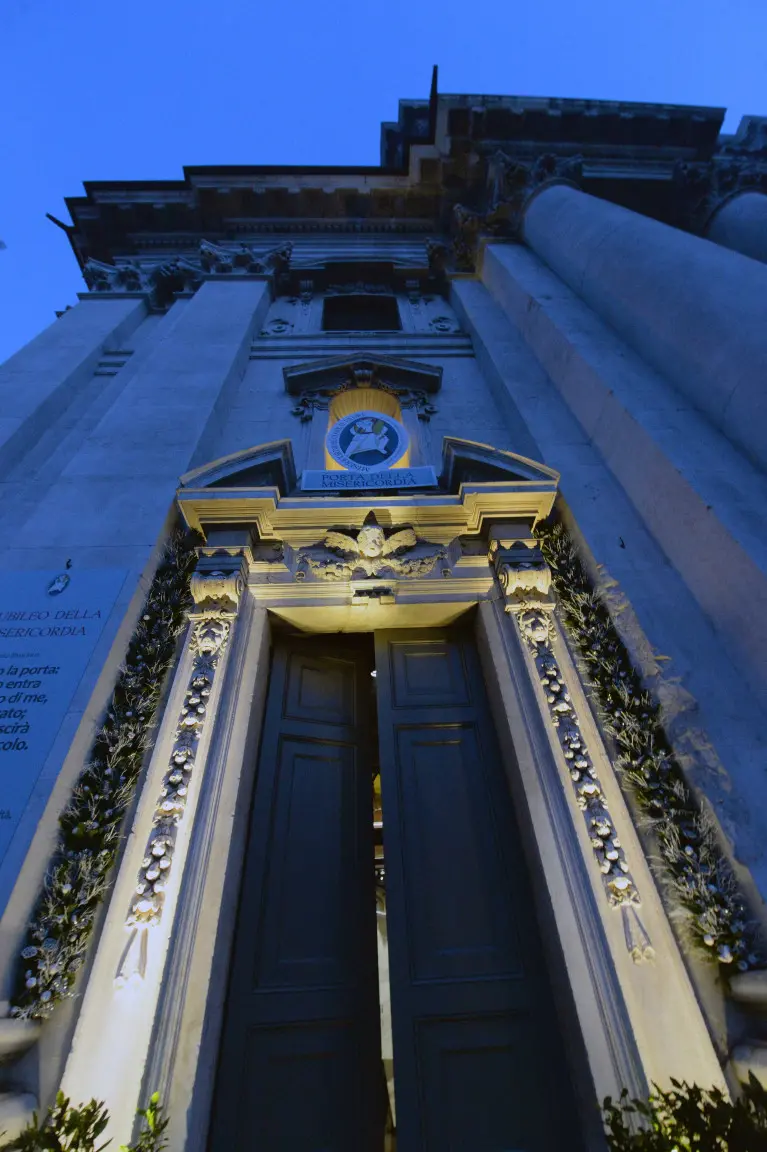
[208,621,582,1151]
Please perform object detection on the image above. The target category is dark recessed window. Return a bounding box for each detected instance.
[322,295,401,332]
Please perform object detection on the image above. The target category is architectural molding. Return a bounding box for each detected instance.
[179,439,297,496]
[283,353,442,396]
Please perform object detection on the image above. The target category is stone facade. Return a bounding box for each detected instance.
[0,73,766,1147]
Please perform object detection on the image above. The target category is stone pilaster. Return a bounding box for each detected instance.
[488,533,652,961]
[122,554,246,943]
[60,550,248,1148]
[0,296,147,477]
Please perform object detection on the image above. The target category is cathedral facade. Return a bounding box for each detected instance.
[1,72,767,1149]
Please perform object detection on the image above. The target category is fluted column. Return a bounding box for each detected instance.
[705,191,767,265]
[522,184,767,473]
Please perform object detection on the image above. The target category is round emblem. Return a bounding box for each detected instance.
[326,411,409,472]
[47,573,70,596]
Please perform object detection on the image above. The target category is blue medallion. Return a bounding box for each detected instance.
[326,410,409,472]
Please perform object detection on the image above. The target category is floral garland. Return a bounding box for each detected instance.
[535,519,762,972]
[10,533,198,1020]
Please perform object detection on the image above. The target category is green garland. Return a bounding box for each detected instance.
[535,519,762,972]
[10,533,198,1020]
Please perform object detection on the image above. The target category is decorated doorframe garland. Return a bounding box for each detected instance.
[534,518,763,973]
[10,532,198,1020]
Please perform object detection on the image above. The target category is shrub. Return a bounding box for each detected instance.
[0,1092,167,1152]
[604,1076,767,1150]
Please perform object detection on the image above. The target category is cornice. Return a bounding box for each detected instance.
[176,483,557,543]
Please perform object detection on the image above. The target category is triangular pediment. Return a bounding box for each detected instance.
[283,354,442,396]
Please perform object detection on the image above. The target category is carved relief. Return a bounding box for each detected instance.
[452,153,584,270]
[489,540,551,599]
[301,521,446,580]
[425,238,450,273]
[119,557,245,977]
[199,240,293,276]
[84,241,293,308]
[490,542,652,961]
[428,315,458,333]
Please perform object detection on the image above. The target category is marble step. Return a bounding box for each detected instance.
[0,1092,37,1139]
[731,1041,767,1087]
[729,970,767,1010]
[0,1018,41,1062]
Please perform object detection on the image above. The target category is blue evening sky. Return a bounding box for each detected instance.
[1,0,765,367]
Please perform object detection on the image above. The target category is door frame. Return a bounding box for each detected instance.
[58,476,727,1150]
[132,607,720,1152]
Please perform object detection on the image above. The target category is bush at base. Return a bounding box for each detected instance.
[0,1091,167,1152]
[604,1076,767,1150]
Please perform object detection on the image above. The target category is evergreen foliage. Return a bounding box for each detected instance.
[0,1091,168,1152]
[536,519,761,970]
[604,1076,767,1150]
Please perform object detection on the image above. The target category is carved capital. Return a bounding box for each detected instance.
[189,550,248,617]
[199,239,293,276]
[489,539,553,613]
[189,568,244,614]
[425,238,450,273]
[674,159,767,233]
[452,153,584,270]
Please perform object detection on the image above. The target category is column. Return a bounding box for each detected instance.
[0,296,147,476]
[705,191,767,264]
[59,551,248,1148]
[521,183,767,473]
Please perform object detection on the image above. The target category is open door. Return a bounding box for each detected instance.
[375,625,581,1152]
[209,635,384,1151]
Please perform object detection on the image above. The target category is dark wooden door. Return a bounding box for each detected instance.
[374,626,580,1152]
[209,636,384,1152]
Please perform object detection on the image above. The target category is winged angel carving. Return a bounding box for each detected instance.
[303,523,445,579]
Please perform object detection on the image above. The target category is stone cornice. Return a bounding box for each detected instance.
[60,85,736,274]
[176,483,558,543]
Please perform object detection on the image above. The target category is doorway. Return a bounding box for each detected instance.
[209,623,582,1151]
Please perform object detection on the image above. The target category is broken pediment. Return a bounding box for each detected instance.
[439,438,559,490]
[179,440,296,494]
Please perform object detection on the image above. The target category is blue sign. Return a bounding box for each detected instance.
[0,569,127,871]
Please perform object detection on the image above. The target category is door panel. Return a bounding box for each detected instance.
[210,637,383,1152]
[395,726,523,983]
[375,627,580,1152]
